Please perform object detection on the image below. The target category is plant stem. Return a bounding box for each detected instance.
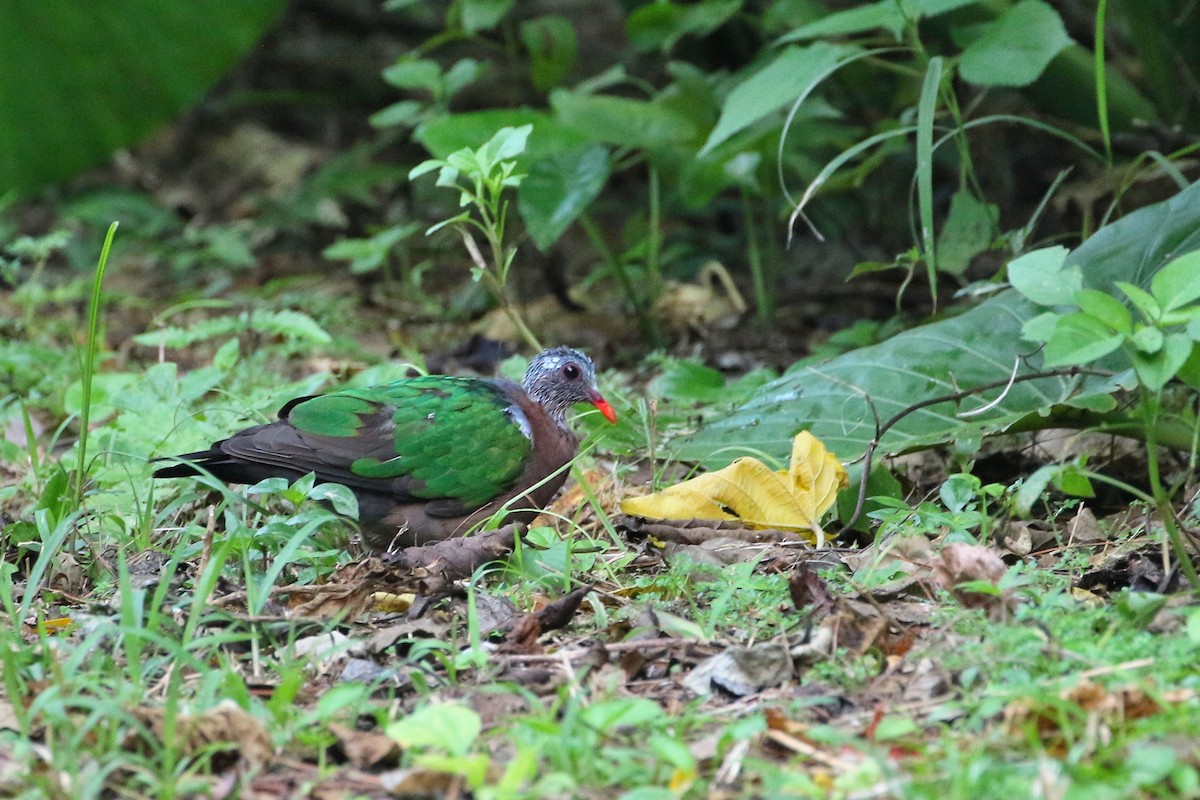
[741,189,773,320]
[647,166,662,295]
[578,212,661,346]
[1141,392,1200,589]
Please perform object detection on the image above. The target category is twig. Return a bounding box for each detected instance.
[839,365,1109,532]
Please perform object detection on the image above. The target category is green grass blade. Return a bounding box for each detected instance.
[1094,0,1112,165]
[917,56,943,308]
[74,221,118,508]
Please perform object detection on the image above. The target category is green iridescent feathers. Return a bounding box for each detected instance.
[286,376,532,507]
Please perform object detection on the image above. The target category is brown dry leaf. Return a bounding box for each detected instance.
[1005,680,1195,746]
[289,582,375,620]
[1067,506,1106,543]
[367,616,452,654]
[378,766,462,796]
[933,543,1011,617]
[329,724,400,770]
[788,563,836,617]
[683,642,793,697]
[620,432,848,544]
[131,700,273,768]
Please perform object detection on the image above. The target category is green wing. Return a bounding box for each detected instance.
[285,376,532,507]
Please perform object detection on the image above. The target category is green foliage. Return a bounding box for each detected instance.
[134,308,333,351]
[676,181,1200,469]
[410,125,542,348]
[0,0,285,195]
[363,0,1181,317]
[1017,248,1200,392]
[957,0,1071,87]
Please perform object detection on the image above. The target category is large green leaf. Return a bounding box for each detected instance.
[0,0,284,196]
[699,43,857,156]
[776,0,977,43]
[415,109,590,162]
[550,90,697,150]
[674,180,1200,468]
[518,144,610,250]
[959,0,1071,87]
[626,0,743,52]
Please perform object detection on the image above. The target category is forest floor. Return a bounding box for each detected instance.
[3,5,1200,799]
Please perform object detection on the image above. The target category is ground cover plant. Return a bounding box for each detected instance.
[2,1,1200,798]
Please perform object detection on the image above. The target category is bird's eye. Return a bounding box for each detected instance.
[563,362,581,380]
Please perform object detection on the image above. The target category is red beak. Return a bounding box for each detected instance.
[589,391,618,424]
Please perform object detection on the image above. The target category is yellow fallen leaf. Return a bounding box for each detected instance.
[373,592,415,613]
[790,431,849,520]
[620,432,849,544]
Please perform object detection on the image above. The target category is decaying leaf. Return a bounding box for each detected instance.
[933,542,1011,617]
[130,700,273,769]
[1005,680,1196,751]
[620,432,849,543]
[329,723,400,770]
[683,642,793,697]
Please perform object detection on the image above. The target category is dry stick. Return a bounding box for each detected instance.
[838,365,1110,533]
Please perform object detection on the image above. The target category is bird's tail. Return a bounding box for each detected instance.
[151,450,225,478]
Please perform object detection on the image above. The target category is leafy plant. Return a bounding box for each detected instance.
[1012,245,1200,585]
[675,181,1200,470]
[410,125,543,349]
[367,0,1186,328]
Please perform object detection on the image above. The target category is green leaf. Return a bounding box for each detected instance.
[775,1,905,42]
[626,0,742,52]
[1130,325,1164,354]
[1054,465,1094,499]
[550,90,696,149]
[0,0,285,196]
[251,310,333,344]
[1043,312,1124,366]
[1073,289,1132,334]
[1131,333,1194,391]
[415,109,589,162]
[1117,282,1163,321]
[520,15,578,91]
[386,703,481,757]
[1006,246,1074,305]
[443,59,485,98]
[306,483,359,518]
[518,144,609,250]
[322,224,419,274]
[676,291,1091,467]
[776,0,977,42]
[1150,250,1200,313]
[1021,311,1061,343]
[486,125,532,163]
[1176,346,1200,390]
[1159,305,1200,327]
[677,180,1200,468]
[936,190,998,276]
[580,697,663,732]
[959,0,1071,87]
[381,59,442,93]
[650,359,728,403]
[700,43,857,155]
[908,0,982,13]
[460,0,513,32]
[1015,464,1056,516]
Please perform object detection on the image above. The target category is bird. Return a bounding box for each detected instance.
[153,346,617,550]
